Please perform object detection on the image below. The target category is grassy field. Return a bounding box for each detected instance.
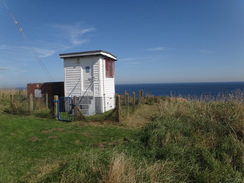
[0,114,135,182]
[0,89,244,182]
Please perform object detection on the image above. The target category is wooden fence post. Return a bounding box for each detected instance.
[124,90,127,105]
[141,90,144,103]
[132,92,136,111]
[116,95,121,122]
[126,93,129,117]
[10,95,13,104]
[138,90,141,105]
[10,95,13,109]
[28,94,33,115]
[54,95,58,120]
[10,95,16,112]
[45,93,48,109]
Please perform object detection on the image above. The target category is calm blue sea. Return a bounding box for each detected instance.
[115,82,244,98]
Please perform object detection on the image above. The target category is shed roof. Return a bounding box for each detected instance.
[59,50,117,61]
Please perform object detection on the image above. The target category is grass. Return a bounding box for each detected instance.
[136,96,244,182]
[0,114,134,182]
[59,111,74,121]
[0,89,51,117]
[0,89,243,182]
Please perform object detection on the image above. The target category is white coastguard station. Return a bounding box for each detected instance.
[59,50,117,116]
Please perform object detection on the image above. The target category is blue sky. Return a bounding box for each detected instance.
[0,0,244,87]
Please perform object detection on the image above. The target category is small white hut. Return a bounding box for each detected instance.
[59,50,117,116]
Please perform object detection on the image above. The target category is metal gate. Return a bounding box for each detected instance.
[58,97,74,122]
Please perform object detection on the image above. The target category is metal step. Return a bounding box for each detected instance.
[76,96,95,116]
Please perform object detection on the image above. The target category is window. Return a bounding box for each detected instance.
[85,66,90,73]
[34,89,42,98]
[105,59,114,78]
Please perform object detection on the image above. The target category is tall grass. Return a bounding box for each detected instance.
[19,93,244,182]
[0,90,243,182]
[0,89,27,105]
[101,152,184,183]
[138,93,244,182]
[24,150,184,183]
[0,89,51,117]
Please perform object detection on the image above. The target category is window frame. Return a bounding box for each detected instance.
[105,59,114,78]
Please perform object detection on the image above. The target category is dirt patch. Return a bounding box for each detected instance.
[75,140,82,144]
[41,128,64,134]
[79,124,87,127]
[93,142,105,148]
[51,128,64,132]
[30,137,41,142]
[41,130,49,134]
[48,136,58,139]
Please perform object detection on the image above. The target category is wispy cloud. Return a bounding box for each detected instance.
[52,23,96,46]
[0,45,55,58]
[1,23,96,57]
[146,47,166,51]
[35,48,55,58]
[80,28,96,35]
[0,63,26,74]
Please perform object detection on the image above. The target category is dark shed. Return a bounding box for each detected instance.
[27,82,64,107]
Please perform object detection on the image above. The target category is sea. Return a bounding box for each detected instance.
[115,82,244,98]
[9,82,244,99]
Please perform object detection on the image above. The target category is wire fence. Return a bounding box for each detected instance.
[52,90,146,122]
[1,89,147,122]
[0,90,49,116]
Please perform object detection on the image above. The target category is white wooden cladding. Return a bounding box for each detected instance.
[64,59,81,97]
[61,51,116,115]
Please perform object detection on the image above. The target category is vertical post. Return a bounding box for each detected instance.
[138,91,141,105]
[10,95,14,112]
[141,90,144,103]
[132,92,136,111]
[10,95,13,105]
[45,93,48,109]
[29,94,33,114]
[126,93,129,117]
[73,96,78,120]
[54,95,58,120]
[116,95,121,122]
[124,90,127,105]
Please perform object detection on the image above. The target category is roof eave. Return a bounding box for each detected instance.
[59,50,117,61]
